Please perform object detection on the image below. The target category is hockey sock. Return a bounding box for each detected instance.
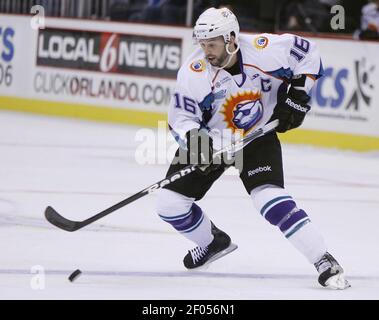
[287,222,327,264]
[251,185,327,264]
[157,189,213,248]
[159,203,214,248]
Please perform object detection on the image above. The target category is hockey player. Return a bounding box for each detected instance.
[156,7,350,289]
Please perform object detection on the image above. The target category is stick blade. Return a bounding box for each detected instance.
[45,206,81,232]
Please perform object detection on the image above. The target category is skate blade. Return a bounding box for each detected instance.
[189,243,238,271]
[325,273,351,290]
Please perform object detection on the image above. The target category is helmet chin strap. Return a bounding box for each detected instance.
[215,42,240,70]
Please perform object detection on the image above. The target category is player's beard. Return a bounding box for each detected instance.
[207,50,229,67]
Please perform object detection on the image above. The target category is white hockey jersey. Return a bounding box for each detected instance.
[168,33,323,150]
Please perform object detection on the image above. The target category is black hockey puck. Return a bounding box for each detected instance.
[68,269,82,282]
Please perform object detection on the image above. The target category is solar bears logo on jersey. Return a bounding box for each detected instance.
[254,36,269,49]
[190,59,206,72]
[221,90,263,135]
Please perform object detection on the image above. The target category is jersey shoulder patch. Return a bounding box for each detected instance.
[189,59,207,73]
[241,33,292,73]
[253,36,269,50]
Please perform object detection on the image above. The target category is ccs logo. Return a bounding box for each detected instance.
[313,67,348,108]
[0,27,15,62]
[313,59,375,111]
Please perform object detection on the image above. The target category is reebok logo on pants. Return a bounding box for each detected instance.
[248,166,272,176]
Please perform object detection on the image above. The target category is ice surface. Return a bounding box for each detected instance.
[0,110,378,299]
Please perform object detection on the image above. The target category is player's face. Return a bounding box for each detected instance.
[199,37,228,67]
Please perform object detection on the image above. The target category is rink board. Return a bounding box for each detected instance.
[2,95,378,151]
[0,96,165,127]
[1,14,379,150]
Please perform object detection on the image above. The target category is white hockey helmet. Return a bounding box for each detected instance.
[193,7,240,44]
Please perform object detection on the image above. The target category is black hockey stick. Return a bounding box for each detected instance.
[45,119,278,232]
